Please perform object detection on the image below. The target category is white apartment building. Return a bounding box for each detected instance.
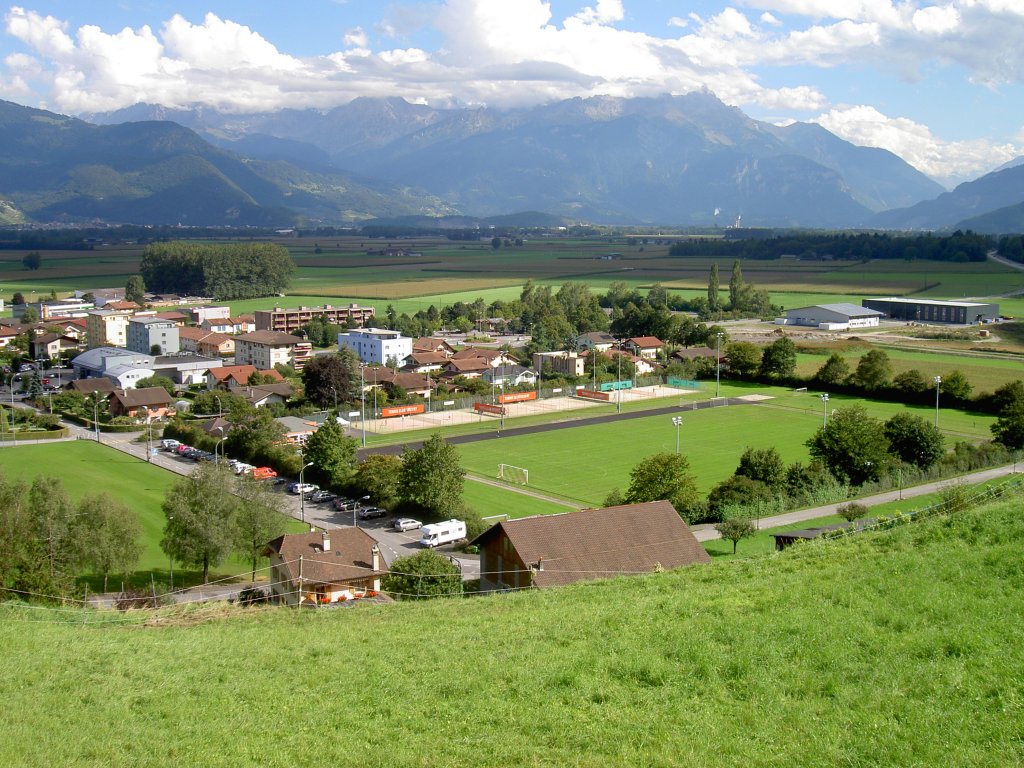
[127,316,181,355]
[338,328,413,365]
[234,331,306,370]
[86,309,133,349]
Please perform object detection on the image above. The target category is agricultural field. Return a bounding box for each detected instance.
[456,389,996,506]
[0,441,304,589]
[2,497,1022,766]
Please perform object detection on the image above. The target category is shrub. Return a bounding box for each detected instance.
[836,502,870,522]
[237,586,270,606]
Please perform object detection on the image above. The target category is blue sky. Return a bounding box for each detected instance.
[2,1,1023,185]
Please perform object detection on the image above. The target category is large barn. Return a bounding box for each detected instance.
[780,303,885,331]
[861,297,999,324]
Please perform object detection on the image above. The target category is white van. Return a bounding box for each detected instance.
[419,519,467,548]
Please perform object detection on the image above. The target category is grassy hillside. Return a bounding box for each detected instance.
[2,498,1022,767]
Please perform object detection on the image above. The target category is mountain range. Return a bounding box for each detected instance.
[0,92,1020,230]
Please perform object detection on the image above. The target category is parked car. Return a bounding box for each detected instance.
[310,490,336,504]
[333,497,356,511]
[358,506,387,520]
[161,439,180,451]
[175,444,191,455]
[252,467,278,480]
[289,482,317,495]
[393,518,422,532]
[271,476,289,485]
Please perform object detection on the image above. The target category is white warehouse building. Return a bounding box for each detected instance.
[779,303,885,331]
[338,328,413,365]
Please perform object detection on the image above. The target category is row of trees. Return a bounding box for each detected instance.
[139,242,295,300]
[0,472,141,596]
[669,231,993,263]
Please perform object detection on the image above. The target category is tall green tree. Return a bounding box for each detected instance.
[0,472,46,594]
[160,464,238,584]
[125,275,146,305]
[806,405,889,485]
[724,342,762,378]
[302,349,360,409]
[728,260,744,309]
[714,516,756,555]
[73,492,142,593]
[233,475,288,582]
[759,337,797,378]
[991,399,1024,449]
[940,370,972,402]
[851,349,893,390]
[735,446,785,489]
[22,251,41,271]
[302,418,358,488]
[29,476,76,582]
[624,452,700,521]
[814,353,851,386]
[893,369,929,395]
[707,263,721,312]
[382,550,462,600]
[353,454,403,509]
[400,434,465,517]
[883,412,945,470]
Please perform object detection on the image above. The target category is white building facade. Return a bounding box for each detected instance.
[779,304,885,331]
[338,328,413,365]
[127,317,180,355]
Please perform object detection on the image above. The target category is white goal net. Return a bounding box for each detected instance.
[497,464,529,485]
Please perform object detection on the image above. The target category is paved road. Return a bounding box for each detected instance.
[690,462,1021,542]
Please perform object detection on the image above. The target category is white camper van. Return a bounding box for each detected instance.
[419,519,467,548]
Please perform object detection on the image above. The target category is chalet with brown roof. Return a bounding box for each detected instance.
[0,326,19,349]
[405,351,449,373]
[672,346,717,361]
[103,300,142,312]
[108,386,174,421]
[67,378,117,396]
[412,337,456,356]
[178,327,234,357]
[472,500,711,591]
[362,368,433,397]
[151,311,188,326]
[264,529,388,606]
[623,336,665,360]
[207,364,284,390]
[605,349,656,376]
[239,383,294,408]
[451,347,516,367]
[442,357,491,379]
[29,332,80,360]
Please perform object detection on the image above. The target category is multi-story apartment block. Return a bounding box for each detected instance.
[86,309,134,349]
[255,304,375,333]
[234,331,311,371]
[338,328,412,365]
[127,316,181,355]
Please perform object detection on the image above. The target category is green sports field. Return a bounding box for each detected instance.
[458,390,997,506]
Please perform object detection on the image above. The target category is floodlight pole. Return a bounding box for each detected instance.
[360,365,366,447]
[672,416,683,454]
[616,351,621,414]
[820,393,829,429]
[330,386,338,415]
[715,332,724,398]
[299,460,314,524]
[933,375,942,427]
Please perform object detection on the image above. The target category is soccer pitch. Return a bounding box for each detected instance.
[456,395,997,507]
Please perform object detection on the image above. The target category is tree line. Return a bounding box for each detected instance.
[669,231,993,263]
[139,242,294,300]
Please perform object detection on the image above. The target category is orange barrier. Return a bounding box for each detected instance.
[498,391,538,404]
[474,402,506,416]
[576,389,610,401]
[381,404,425,418]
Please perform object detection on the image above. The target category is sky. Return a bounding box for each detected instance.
[1,1,1023,187]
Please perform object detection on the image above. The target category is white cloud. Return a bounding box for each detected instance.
[572,0,625,25]
[343,28,368,48]
[912,5,960,35]
[814,105,1022,183]
[760,12,782,25]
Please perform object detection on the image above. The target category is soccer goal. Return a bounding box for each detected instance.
[498,464,529,485]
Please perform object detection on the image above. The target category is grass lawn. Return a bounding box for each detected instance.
[0,441,304,590]
[450,387,995,506]
[462,479,576,519]
[1,497,1022,766]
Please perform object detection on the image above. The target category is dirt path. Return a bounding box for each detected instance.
[690,462,1020,542]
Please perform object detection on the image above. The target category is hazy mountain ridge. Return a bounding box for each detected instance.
[86,93,947,228]
[0,100,451,226]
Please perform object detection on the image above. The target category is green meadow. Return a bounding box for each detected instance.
[1,497,1022,767]
[0,441,305,589]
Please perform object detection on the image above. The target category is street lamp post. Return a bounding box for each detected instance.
[819,393,829,429]
[672,416,683,454]
[355,495,370,528]
[715,332,724,398]
[933,375,942,427]
[299,460,314,524]
[360,365,367,447]
[93,394,108,442]
[214,395,223,420]
[213,425,226,464]
[616,351,622,414]
[330,386,338,414]
[167,515,174,592]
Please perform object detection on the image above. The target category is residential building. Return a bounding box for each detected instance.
[451,347,517,368]
[127,316,181,355]
[76,288,124,307]
[404,351,449,373]
[86,309,134,349]
[338,328,412,366]
[178,327,234,357]
[71,347,219,388]
[15,298,95,320]
[29,333,80,361]
[412,337,456,356]
[780,303,885,330]
[238,383,294,408]
[861,297,999,324]
[207,365,284,390]
[235,331,307,370]
[264,529,387,606]
[151,311,189,326]
[190,306,232,325]
[108,387,174,421]
[482,365,538,388]
[255,304,375,333]
[200,317,236,334]
[623,336,665,360]
[473,501,711,592]
[575,331,617,352]
[67,378,116,397]
[441,357,491,379]
[276,416,319,444]
[0,327,20,349]
[532,350,587,377]
[362,368,433,398]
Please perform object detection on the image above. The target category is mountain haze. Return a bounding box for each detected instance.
[0,100,449,226]
[89,93,944,228]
